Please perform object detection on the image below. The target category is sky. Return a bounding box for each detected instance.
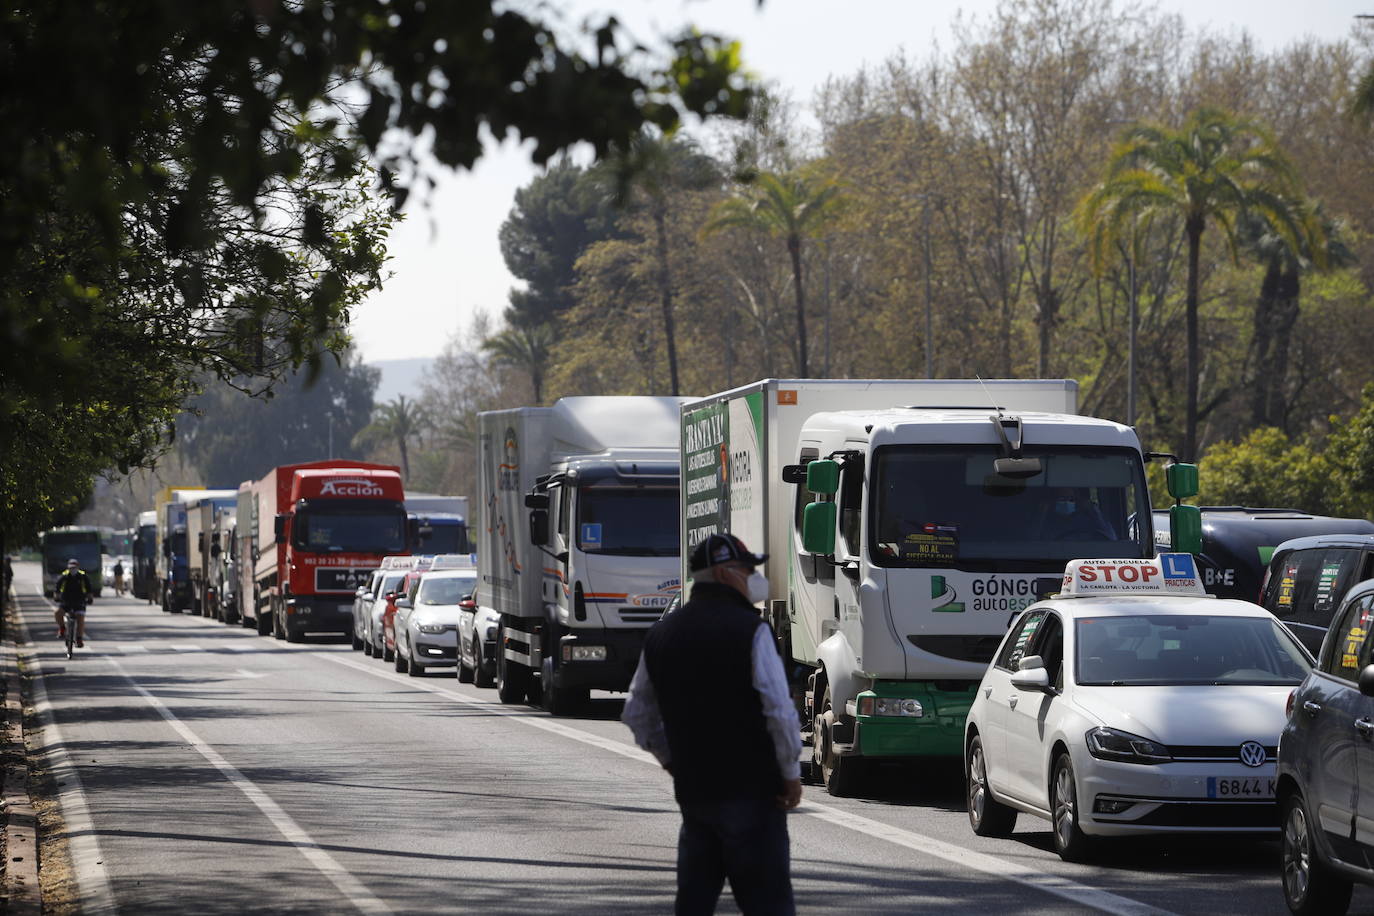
[349,0,1369,363]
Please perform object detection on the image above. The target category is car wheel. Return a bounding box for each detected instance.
[457,656,475,684]
[1282,791,1353,916]
[407,649,423,678]
[1050,752,1093,862]
[362,634,374,656]
[967,734,1017,837]
[351,629,364,651]
[474,659,495,689]
[813,683,866,798]
[394,645,407,673]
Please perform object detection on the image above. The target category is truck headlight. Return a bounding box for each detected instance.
[857,696,924,717]
[562,644,607,662]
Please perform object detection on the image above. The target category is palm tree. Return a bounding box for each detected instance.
[596,130,717,395]
[1077,107,1313,459]
[702,169,845,377]
[1239,205,1348,429]
[352,395,430,482]
[482,322,554,403]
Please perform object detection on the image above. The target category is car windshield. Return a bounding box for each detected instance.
[418,575,475,605]
[578,483,679,556]
[1075,614,1312,686]
[377,573,405,597]
[292,507,407,553]
[871,446,1150,571]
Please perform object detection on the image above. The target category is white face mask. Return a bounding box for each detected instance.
[745,570,770,604]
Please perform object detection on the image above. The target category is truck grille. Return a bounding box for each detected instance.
[619,607,664,624]
[315,568,372,592]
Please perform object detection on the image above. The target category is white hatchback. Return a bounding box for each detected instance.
[965,554,1313,861]
[395,568,477,677]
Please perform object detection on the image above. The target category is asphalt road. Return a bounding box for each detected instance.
[12,561,1373,914]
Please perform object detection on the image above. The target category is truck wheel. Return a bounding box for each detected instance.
[272,610,285,640]
[496,632,530,704]
[256,612,271,636]
[540,656,587,715]
[814,684,866,798]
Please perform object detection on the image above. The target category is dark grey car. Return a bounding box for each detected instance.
[1276,578,1374,915]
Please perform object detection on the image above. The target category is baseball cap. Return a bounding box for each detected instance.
[689,533,767,572]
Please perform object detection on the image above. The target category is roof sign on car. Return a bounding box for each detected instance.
[1059,554,1207,598]
[430,553,477,570]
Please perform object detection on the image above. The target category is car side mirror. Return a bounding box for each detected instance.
[1010,656,1050,691]
[384,591,396,601]
[396,598,412,609]
[1360,664,1374,698]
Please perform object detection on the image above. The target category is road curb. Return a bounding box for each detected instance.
[2,586,41,914]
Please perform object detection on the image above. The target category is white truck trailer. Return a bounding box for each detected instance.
[679,379,1194,796]
[476,396,688,714]
[186,491,238,616]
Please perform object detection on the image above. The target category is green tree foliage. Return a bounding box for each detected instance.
[499,161,619,330]
[1196,428,1337,514]
[702,168,846,375]
[177,355,380,488]
[1077,107,1316,460]
[482,324,555,404]
[353,395,431,483]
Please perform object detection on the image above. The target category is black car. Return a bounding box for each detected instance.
[1152,507,1374,605]
[1276,578,1374,915]
[1260,533,1374,658]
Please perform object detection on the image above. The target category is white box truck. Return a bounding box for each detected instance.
[476,396,688,714]
[680,379,1176,796]
[186,491,238,616]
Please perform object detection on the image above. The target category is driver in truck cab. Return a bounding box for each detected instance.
[1038,486,1115,541]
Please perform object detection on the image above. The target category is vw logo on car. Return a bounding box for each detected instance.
[1239,740,1266,768]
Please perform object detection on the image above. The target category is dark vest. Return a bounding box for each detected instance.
[57,569,89,605]
[643,582,782,804]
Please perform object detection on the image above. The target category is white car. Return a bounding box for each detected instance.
[364,570,408,659]
[394,567,478,677]
[965,554,1313,861]
[351,568,384,650]
[458,595,500,687]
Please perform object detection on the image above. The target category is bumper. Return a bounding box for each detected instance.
[1079,758,1279,835]
[285,596,353,634]
[411,632,458,665]
[550,628,647,692]
[850,681,976,759]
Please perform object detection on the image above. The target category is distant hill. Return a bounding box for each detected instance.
[369,357,435,404]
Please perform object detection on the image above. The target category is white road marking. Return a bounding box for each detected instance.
[115,645,148,653]
[105,657,392,915]
[232,669,266,679]
[320,652,1173,915]
[167,644,202,652]
[16,607,118,914]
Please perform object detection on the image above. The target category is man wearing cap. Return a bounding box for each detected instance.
[53,558,93,646]
[623,533,802,915]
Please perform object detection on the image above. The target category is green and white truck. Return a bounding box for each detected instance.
[679,379,1198,796]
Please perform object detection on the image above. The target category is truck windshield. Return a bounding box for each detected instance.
[419,523,468,554]
[578,483,679,556]
[42,534,101,573]
[292,507,407,553]
[871,446,1150,570]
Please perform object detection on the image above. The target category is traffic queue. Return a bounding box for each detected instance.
[48,382,1374,916]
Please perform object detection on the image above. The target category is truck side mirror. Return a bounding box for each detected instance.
[802,502,837,555]
[781,464,808,484]
[1169,504,1203,555]
[807,460,840,496]
[1166,462,1199,500]
[211,543,221,558]
[529,509,549,545]
[274,514,287,541]
[525,493,550,510]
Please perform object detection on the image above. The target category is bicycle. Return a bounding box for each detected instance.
[59,596,90,659]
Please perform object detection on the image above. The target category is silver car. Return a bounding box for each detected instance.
[394,569,476,677]
[351,569,384,650]
[364,571,407,659]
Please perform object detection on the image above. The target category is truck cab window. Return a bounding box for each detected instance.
[557,483,571,543]
[838,456,864,558]
[793,447,820,544]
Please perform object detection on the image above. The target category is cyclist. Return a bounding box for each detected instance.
[54,558,92,647]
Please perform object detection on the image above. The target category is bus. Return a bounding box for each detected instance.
[40,526,104,598]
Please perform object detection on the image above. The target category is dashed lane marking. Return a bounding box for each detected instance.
[106,657,392,914]
[318,652,1175,916]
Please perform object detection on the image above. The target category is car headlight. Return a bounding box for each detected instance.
[1085,726,1171,763]
[417,623,450,635]
[857,696,924,717]
[484,625,498,641]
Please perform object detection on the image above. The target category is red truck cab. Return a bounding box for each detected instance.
[245,461,409,642]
